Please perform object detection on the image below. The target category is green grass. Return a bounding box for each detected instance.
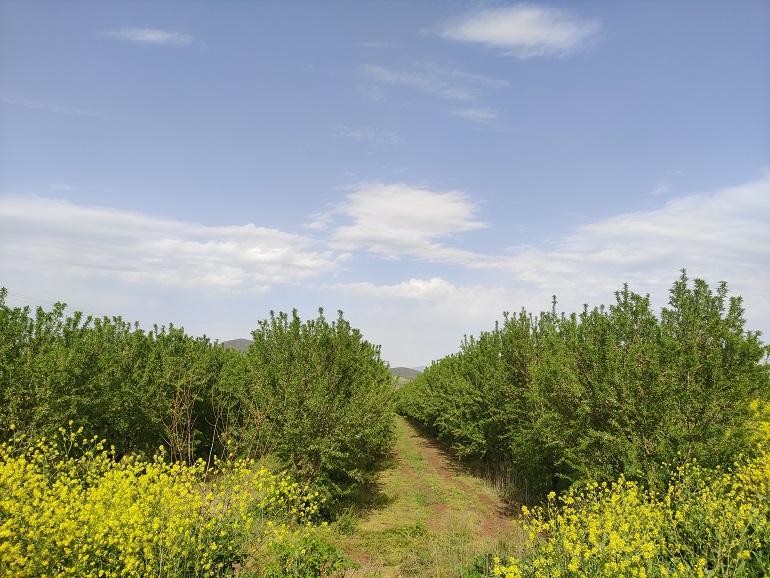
[330,417,525,577]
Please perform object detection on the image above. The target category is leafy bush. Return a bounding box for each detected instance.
[398,272,770,497]
[242,308,396,505]
[262,535,355,577]
[0,290,396,504]
[0,288,245,463]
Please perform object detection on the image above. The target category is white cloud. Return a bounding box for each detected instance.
[441,5,601,58]
[0,197,342,292]
[333,126,402,146]
[320,174,770,287]
[49,183,76,192]
[326,278,529,364]
[1,94,114,120]
[452,107,498,123]
[325,173,770,364]
[325,183,487,260]
[361,62,507,102]
[330,278,520,315]
[106,28,193,46]
[488,172,770,332]
[330,277,458,300]
[523,172,770,285]
[649,181,671,195]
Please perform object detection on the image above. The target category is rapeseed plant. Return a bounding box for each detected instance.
[0,425,340,577]
[495,448,770,578]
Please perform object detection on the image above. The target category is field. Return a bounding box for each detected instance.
[1,274,769,576]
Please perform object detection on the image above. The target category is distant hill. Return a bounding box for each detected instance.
[220,338,252,352]
[218,341,424,379]
[389,367,422,380]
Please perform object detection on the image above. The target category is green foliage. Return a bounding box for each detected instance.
[262,535,357,577]
[0,289,395,507]
[659,274,768,467]
[242,308,397,504]
[397,272,770,498]
[0,287,248,463]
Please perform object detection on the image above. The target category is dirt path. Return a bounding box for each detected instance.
[334,416,520,577]
[392,418,511,538]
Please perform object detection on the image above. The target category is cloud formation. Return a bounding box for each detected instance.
[330,277,456,300]
[1,95,115,120]
[323,183,487,260]
[452,107,498,123]
[333,126,402,146]
[0,198,341,292]
[4,173,766,303]
[326,173,769,283]
[441,5,601,58]
[514,172,770,291]
[106,28,193,46]
[1,173,767,365]
[362,63,507,102]
[326,173,770,363]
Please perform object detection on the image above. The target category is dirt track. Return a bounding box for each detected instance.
[391,418,511,539]
[339,416,517,577]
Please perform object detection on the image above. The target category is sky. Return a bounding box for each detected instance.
[1,0,769,368]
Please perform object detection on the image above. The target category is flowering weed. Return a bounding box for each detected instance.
[495,448,770,578]
[0,425,345,577]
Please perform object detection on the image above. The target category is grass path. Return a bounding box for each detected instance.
[332,416,523,577]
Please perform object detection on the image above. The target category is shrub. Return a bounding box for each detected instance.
[399,273,770,497]
[243,308,396,505]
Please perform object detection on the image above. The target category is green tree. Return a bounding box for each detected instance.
[658,271,769,469]
[397,273,770,498]
[243,308,396,502]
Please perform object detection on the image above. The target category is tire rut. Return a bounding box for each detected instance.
[394,417,511,539]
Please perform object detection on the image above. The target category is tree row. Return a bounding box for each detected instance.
[0,289,396,506]
[397,272,770,498]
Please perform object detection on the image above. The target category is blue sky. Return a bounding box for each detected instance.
[1,1,769,367]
